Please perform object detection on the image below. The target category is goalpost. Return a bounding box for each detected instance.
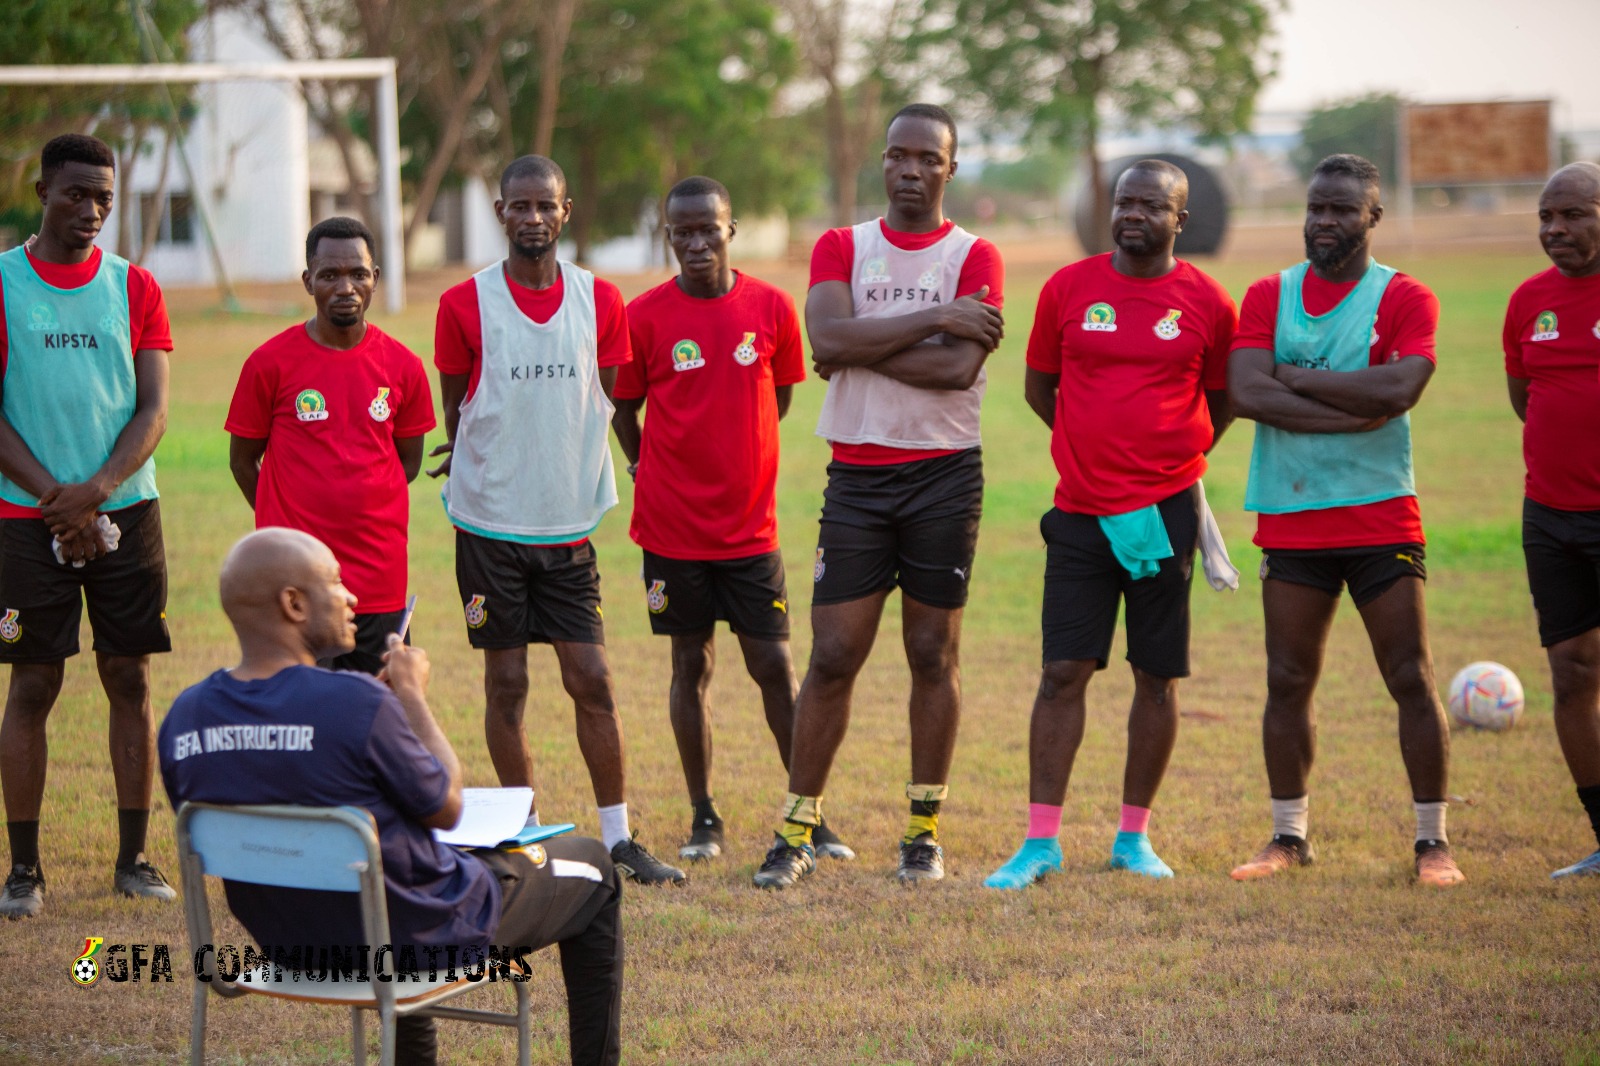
[0,59,406,314]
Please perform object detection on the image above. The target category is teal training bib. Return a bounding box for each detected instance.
[0,247,156,510]
[1243,260,1413,514]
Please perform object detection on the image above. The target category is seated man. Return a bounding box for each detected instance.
[159,529,622,1066]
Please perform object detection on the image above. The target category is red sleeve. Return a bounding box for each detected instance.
[771,289,806,386]
[1202,279,1239,390]
[595,280,632,369]
[1230,276,1281,354]
[613,294,649,401]
[1377,275,1438,365]
[393,346,437,437]
[128,265,173,355]
[1504,289,1527,378]
[808,229,854,287]
[224,348,275,438]
[433,280,481,376]
[1024,273,1066,373]
[958,238,1004,309]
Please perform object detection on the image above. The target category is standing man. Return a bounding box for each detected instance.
[985,161,1237,890]
[432,155,683,885]
[0,134,175,918]
[226,216,435,675]
[1504,161,1600,879]
[612,176,853,863]
[753,104,1004,888]
[161,529,623,1066]
[1228,154,1463,888]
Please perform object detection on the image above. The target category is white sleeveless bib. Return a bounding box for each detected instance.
[443,261,618,542]
[814,220,983,450]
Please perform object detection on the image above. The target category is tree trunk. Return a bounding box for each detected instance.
[824,80,856,227]
[1084,100,1109,255]
[137,127,174,266]
[571,136,599,265]
[115,121,147,260]
[532,0,578,156]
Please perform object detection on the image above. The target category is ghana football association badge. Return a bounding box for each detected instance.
[813,548,826,583]
[733,332,759,366]
[369,387,393,422]
[646,580,668,614]
[0,608,22,644]
[464,594,488,629]
[1154,309,1183,340]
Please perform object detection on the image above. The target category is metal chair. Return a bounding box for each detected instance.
[176,801,533,1065]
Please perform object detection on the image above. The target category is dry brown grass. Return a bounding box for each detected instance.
[1,240,1596,1065]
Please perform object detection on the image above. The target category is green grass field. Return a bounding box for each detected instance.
[1,242,1597,1065]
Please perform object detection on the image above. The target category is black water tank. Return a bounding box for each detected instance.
[1073,153,1229,256]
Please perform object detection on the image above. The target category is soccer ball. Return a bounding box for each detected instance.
[72,957,98,985]
[1447,661,1524,731]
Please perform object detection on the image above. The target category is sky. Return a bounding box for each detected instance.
[1256,0,1600,130]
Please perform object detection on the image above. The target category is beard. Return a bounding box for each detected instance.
[510,234,555,260]
[1113,224,1159,257]
[1304,226,1365,273]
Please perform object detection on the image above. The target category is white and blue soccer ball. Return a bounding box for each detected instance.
[1448,661,1524,732]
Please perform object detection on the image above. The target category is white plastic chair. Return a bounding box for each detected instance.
[176,801,533,1065]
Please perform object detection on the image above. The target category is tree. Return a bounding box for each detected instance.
[1294,92,1399,182]
[922,0,1279,252]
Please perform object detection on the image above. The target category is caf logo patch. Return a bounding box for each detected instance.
[0,608,21,644]
[369,387,392,422]
[861,257,891,284]
[733,331,759,366]
[1082,302,1117,332]
[1532,310,1559,342]
[1154,309,1182,340]
[646,580,668,614]
[671,339,705,372]
[464,594,488,629]
[26,304,59,332]
[295,389,330,422]
[71,937,104,987]
[813,548,826,583]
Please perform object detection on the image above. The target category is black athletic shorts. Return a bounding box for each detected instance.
[1258,542,1426,608]
[455,532,605,649]
[640,549,790,641]
[813,448,984,610]
[1040,484,1199,678]
[0,500,170,663]
[1522,497,1600,647]
[318,609,410,676]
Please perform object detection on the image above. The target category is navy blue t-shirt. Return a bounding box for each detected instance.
[160,666,499,952]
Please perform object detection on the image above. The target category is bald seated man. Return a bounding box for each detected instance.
[159,528,623,1066]
[1504,162,1600,879]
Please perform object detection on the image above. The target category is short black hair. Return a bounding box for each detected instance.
[41,133,115,183]
[666,175,731,211]
[1313,153,1382,193]
[888,103,958,157]
[500,155,567,198]
[305,216,376,265]
[1121,159,1190,212]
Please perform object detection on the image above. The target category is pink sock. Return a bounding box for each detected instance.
[1027,803,1063,839]
[1119,804,1152,834]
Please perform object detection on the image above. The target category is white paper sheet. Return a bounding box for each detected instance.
[431,787,535,847]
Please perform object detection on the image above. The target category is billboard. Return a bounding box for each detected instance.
[1403,101,1552,184]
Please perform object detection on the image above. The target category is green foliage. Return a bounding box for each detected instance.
[1294,92,1400,181]
[0,0,202,213]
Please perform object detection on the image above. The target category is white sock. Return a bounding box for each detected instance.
[1414,800,1447,844]
[598,802,630,850]
[1271,795,1309,841]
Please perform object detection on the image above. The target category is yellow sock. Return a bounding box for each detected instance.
[779,792,820,848]
[903,783,948,845]
[904,812,938,844]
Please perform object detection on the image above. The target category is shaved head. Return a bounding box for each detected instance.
[1544,162,1600,201]
[1120,160,1189,212]
[220,528,356,661]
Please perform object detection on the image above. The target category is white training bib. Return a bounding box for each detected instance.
[814,220,983,451]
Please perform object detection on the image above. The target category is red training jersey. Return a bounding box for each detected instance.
[1025,254,1236,515]
[0,245,173,519]
[1232,269,1439,549]
[1503,267,1600,511]
[433,265,632,403]
[226,323,436,612]
[809,219,1003,465]
[617,272,805,559]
